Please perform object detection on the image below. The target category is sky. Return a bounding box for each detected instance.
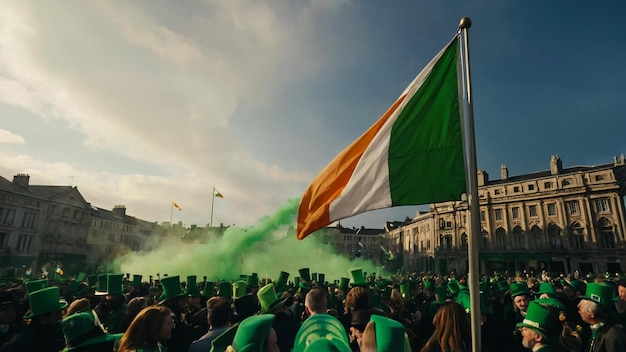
[1,1,625,233]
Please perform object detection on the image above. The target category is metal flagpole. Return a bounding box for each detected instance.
[459,17,482,352]
[210,186,215,228]
[170,202,174,227]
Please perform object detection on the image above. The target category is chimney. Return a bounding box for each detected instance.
[501,164,508,180]
[477,170,489,186]
[112,205,126,216]
[13,174,30,189]
[550,155,563,175]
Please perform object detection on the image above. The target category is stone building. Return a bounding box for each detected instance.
[385,154,626,276]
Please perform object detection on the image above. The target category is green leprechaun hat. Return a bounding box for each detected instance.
[509,282,530,298]
[94,274,108,295]
[348,267,367,287]
[158,275,186,303]
[201,281,215,298]
[276,271,290,290]
[231,314,275,352]
[318,273,326,286]
[186,276,202,297]
[24,286,69,319]
[61,310,123,351]
[516,301,561,340]
[435,286,449,304]
[211,323,239,352]
[106,274,124,295]
[339,277,350,293]
[247,273,259,289]
[581,282,614,309]
[536,282,556,297]
[132,274,143,287]
[233,280,248,299]
[25,279,49,294]
[217,281,233,298]
[370,314,409,352]
[257,283,288,314]
[294,313,351,352]
[299,268,311,283]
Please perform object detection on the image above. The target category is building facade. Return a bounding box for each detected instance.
[384,155,626,276]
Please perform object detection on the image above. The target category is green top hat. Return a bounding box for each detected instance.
[370,314,408,352]
[536,282,556,296]
[25,279,49,294]
[509,282,530,298]
[318,273,326,286]
[94,274,108,295]
[233,280,248,299]
[516,301,561,340]
[87,274,97,287]
[61,311,123,351]
[217,281,233,298]
[231,314,275,352]
[423,278,434,290]
[566,279,587,295]
[496,280,509,292]
[247,274,259,288]
[202,281,215,297]
[132,274,143,287]
[76,272,86,283]
[211,323,239,352]
[276,271,289,289]
[106,274,124,295]
[186,276,202,297]
[24,286,68,319]
[257,283,288,313]
[294,277,301,288]
[158,275,186,303]
[535,297,566,312]
[339,277,350,293]
[311,273,318,283]
[294,313,351,352]
[348,268,367,287]
[447,279,460,296]
[581,282,614,308]
[299,268,311,283]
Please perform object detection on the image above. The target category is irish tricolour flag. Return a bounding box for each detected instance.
[296,35,466,240]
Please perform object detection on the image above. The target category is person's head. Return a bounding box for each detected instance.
[126,296,149,318]
[227,314,278,352]
[65,297,91,317]
[24,286,68,325]
[577,299,607,325]
[513,294,531,313]
[360,315,407,352]
[345,286,370,312]
[207,296,231,328]
[617,279,626,302]
[61,310,123,352]
[424,302,470,352]
[118,305,174,352]
[517,301,561,350]
[305,287,327,316]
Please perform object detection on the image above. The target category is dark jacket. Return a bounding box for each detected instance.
[587,320,626,352]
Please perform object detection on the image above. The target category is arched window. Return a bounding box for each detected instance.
[481,230,489,250]
[512,226,524,250]
[598,218,616,249]
[569,221,585,250]
[530,225,543,250]
[461,233,468,251]
[548,224,562,249]
[496,227,506,250]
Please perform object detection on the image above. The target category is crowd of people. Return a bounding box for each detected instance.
[2,267,626,351]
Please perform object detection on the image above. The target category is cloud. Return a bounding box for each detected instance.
[0,129,25,144]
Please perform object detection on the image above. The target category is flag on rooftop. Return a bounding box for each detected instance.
[214,188,224,198]
[296,35,466,240]
[172,202,182,211]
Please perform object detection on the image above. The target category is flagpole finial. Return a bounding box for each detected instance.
[459,17,472,29]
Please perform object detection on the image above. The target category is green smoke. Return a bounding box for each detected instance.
[114,198,387,283]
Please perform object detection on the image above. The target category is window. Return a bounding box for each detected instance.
[549,225,561,250]
[528,184,535,191]
[427,240,431,250]
[0,232,6,248]
[595,175,604,181]
[599,218,615,249]
[480,211,485,222]
[495,209,503,221]
[575,235,585,250]
[446,221,452,229]
[496,228,506,250]
[512,207,520,219]
[529,205,538,217]
[513,186,520,193]
[547,203,557,216]
[594,198,610,213]
[512,226,524,250]
[566,201,580,215]
[494,189,501,195]
[21,211,37,229]
[481,231,489,250]
[562,179,571,186]
[16,234,33,253]
[461,233,468,250]
[531,226,542,250]
[444,235,452,250]
[544,182,552,189]
[0,208,15,225]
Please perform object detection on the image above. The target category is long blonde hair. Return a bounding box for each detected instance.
[118,305,172,352]
[421,302,471,352]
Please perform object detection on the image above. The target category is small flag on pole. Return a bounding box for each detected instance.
[214,188,224,198]
[172,202,182,211]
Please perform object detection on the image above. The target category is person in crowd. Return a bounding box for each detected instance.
[517,301,563,352]
[534,298,582,352]
[188,296,232,352]
[60,310,123,352]
[120,296,149,332]
[118,305,175,352]
[506,281,533,352]
[0,290,24,346]
[257,283,300,351]
[420,301,471,352]
[226,314,279,352]
[577,282,626,352]
[3,286,67,352]
[360,314,409,352]
[64,297,91,317]
[93,274,128,334]
[304,287,328,317]
[615,279,626,327]
[159,275,203,351]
